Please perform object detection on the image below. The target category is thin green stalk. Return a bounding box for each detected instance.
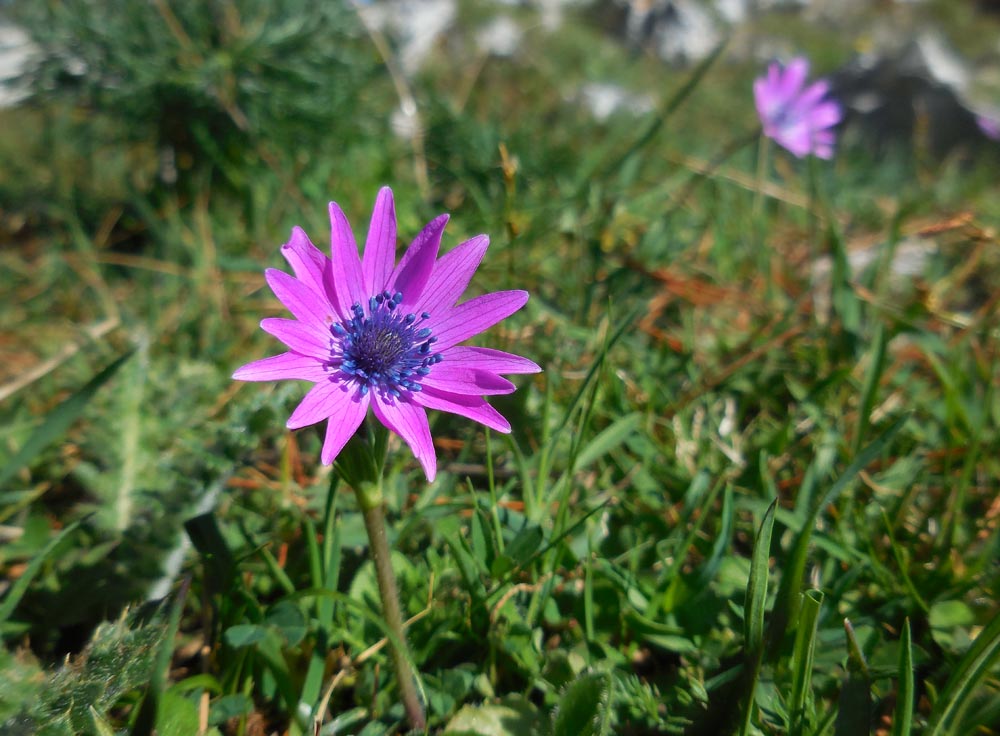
[356,482,426,732]
[752,132,770,218]
[484,428,505,554]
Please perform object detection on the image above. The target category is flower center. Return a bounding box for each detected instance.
[332,291,441,398]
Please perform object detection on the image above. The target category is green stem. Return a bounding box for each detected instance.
[357,485,426,732]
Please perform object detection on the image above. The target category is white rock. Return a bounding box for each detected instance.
[579,81,655,121]
[0,21,36,108]
[476,16,523,57]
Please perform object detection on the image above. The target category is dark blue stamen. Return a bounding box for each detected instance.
[329,292,441,399]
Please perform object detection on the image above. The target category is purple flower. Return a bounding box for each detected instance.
[976,114,1000,141]
[754,57,842,159]
[234,187,539,481]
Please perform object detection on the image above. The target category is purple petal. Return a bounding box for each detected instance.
[794,79,830,111]
[413,234,489,317]
[779,58,809,99]
[412,386,511,433]
[265,268,338,333]
[372,396,437,481]
[754,78,779,126]
[390,214,449,308]
[977,115,1000,140]
[260,317,331,360]
[809,100,842,129]
[814,146,833,160]
[421,364,515,396]
[431,290,529,350]
[281,227,329,299]
[287,378,366,430]
[362,187,397,296]
[327,201,366,316]
[775,120,812,158]
[233,351,329,382]
[321,391,370,464]
[439,346,541,375]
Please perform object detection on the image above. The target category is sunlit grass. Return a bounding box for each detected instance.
[2,1,1000,734]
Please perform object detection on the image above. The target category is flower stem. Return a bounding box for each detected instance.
[357,486,426,732]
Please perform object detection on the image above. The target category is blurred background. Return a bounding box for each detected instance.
[2,0,1000,734]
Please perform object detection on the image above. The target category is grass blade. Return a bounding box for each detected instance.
[852,322,887,455]
[892,618,914,736]
[0,351,133,489]
[0,518,82,626]
[835,618,872,736]
[744,499,777,658]
[789,589,823,736]
[130,578,191,736]
[925,607,1000,736]
[739,498,777,736]
[768,415,906,658]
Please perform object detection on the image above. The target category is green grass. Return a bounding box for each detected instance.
[2,1,1000,734]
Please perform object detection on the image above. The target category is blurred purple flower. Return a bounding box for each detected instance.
[234,187,539,481]
[976,114,1000,141]
[754,57,843,159]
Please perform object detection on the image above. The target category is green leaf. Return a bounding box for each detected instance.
[208,694,254,726]
[154,690,200,736]
[224,624,268,649]
[266,600,307,647]
[491,524,544,578]
[0,351,133,488]
[444,696,542,736]
[552,671,614,736]
[929,599,975,652]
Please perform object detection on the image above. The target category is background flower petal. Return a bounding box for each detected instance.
[372,396,437,481]
[362,186,397,297]
[233,351,329,382]
[779,57,809,99]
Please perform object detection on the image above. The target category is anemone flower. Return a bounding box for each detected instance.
[977,114,1000,141]
[233,187,539,481]
[754,57,842,159]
